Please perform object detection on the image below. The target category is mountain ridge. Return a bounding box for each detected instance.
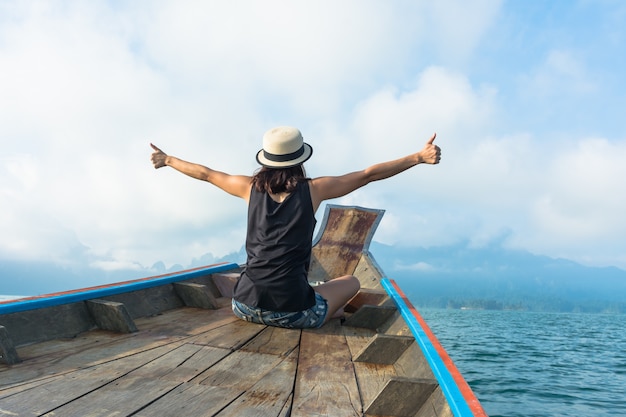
[2,242,625,312]
[370,241,626,313]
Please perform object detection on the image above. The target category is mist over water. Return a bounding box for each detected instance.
[419,308,626,417]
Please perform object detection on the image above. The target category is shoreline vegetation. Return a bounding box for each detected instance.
[424,297,626,314]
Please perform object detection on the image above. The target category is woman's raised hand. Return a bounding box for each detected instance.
[418,133,441,165]
[150,143,168,169]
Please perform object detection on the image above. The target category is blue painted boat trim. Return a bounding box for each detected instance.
[381,277,475,417]
[0,263,239,315]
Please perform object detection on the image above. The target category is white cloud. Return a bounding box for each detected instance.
[133,1,426,119]
[349,67,496,161]
[333,66,626,268]
[522,137,626,260]
[1,0,625,280]
[394,261,436,272]
[89,259,143,272]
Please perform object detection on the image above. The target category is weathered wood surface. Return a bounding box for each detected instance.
[0,325,20,365]
[0,206,463,417]
[174,281,219,309]
[308,206,383,283]
[0,300,449,416]
[292,320,362,417]
[86,298,138,333]
[0,302,95,347]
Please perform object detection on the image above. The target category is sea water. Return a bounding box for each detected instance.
[418,308,626,417]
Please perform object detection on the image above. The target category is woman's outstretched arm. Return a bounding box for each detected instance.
[150,143,252,201]
[309,133,441,211]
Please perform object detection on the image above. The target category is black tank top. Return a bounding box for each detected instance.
[233,180,317,311]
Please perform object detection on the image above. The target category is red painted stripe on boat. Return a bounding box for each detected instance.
[390,279,488,417]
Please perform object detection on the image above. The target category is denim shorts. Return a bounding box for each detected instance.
[232,293,328,329]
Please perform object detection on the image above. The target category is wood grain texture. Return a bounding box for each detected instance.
[216,349,299,417]
[292,320,362,417]
[364,377,438,417]
[173,282,219,309]
[86,299,138,333]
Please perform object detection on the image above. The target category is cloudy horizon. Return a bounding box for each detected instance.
[2,1,626,296]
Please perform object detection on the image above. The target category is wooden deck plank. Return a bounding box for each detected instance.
[0,341,175,392]
[0,308,260,390]
[0,371,118,415]
[0,344,164,399]
[152,345,232,383]
[194,350,285,391]
[0,345,174,415]
[216,349,299,417]
[0,307,238,388]
[277,393,294,417]
[132,305,238,337]
[41,375,180,417]
[0,332,183,388]
[292,319,362,417]
[0,331,123,387]
[124,343,231,383]
[122,342,203,378]
[54,344,236,417]
[189,318,266,350]
[292,380,362,417]
[135,383,242,417]
[33,344,234,417]
[0,375,56,400]
[239,325,301,357]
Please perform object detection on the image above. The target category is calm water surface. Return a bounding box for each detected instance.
[419,309,626,417]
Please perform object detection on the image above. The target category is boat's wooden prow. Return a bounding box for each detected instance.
[0,205,488,417]
[308,205,384,284]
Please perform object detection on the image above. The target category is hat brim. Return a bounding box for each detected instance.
[256,143,313,168]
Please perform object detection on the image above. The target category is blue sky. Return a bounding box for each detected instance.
[1,0,626,288]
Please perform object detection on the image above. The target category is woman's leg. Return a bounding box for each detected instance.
[313,275,360,323]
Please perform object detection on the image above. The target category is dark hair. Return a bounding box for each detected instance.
[252,165,309,194]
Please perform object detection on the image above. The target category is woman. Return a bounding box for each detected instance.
[150,126,441,328]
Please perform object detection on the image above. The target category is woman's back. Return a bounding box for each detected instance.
[234,180,317,312]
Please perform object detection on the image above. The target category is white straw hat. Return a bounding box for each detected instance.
[256,126,313,168]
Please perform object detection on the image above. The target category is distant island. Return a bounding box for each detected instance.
[371,242,626,314]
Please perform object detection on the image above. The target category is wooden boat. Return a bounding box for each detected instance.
[0,205,487,417]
